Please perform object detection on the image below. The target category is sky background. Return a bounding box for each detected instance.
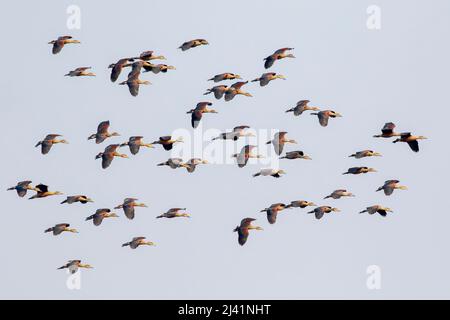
[1,0,450,299]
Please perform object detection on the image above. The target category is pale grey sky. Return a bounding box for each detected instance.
[1,0,449,299]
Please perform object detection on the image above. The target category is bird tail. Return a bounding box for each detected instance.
[342,172,349,175]
[57,266,67,270]
[285,204,292,209]
[156,162,166,166]
[204,90,212,95]
[376,187,383,192]
[324,195,331,199]
[156,215,163,219]
[279,156,286,159]
[251,78,259,82]
[349,154,356,158]
[60,199,67,204]
[307,210,314,214]
[252,172,261,177]
[7,187,14,191]
[85,215,93,221]
[285,108,294,113]
[392,139,399,144]
[44,228,53,233]
[233,226,239,232]
[35,141,42,147]
[122,242,130,247]
[359,210,367,214]
[266,141,271,145]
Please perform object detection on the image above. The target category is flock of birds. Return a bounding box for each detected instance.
[6,35,428,274]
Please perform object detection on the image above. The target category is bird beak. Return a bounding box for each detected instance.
[278,75,287,80]
[202,160,209,164]
[256,226,263,231]
[334,208,341,212]
[303,155,312,160]
[399,186,408,190]
[236,75,242,79]
[374,152,382,157]
[309,203,317,206]
[335,113,343,117]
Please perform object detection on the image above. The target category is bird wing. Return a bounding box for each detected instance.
[40,141,53,154]
[237,228,249,246]
[97,121,110,134]
[274,47,292,54]
[382,122,396,134]
[44,134,61,140]
[267,210,278,224]
[191,110,203,128]
[52,40,64,54]
[240,218,255,228]
[105,144,119,153]
[93,214,104,226]
[127,81,139,97]
[318,112,329,127]
[231,81,247,90]
[407,140,419,152]
[18,181,32,187]
[264,55,275,69]
[123,205,135,220]
[102,154,114,169]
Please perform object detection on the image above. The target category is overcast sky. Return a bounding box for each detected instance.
[1,0,450,299]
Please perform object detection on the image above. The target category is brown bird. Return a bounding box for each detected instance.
[114,198,148,220]
[260,203,289,224]
[45,223,78,236]
[157,158,189,169]
[279,150,311,160]
[252,72,286,86]
[119,73,151,97]
[393,132,427,152]
[157,208,190,219]
[233,218,263,246]
[212,125,255,141]
[120,136,154,155]
[85,208,119,226]
[232,145,263,168]
[264,47,295,69]
[285,200,317,209]
[373,122,400,138]
[285,100,320,116]
[208,73,242,82]
[184,158,208,173]
[7,181,40,197]
[225,81,252,101]
[360,205,393,217]
[324,189,355,199]
[29,184,63,199]
[133,50,166,61]
[48,36,80,54]
[252,168,286,178]
[143,63,176,74]
[61,195,93,204]
[109,58,135,82]
[65,67,95,77]
[95,144,128,169]
[122,236,155,249]
[178,39,209,51]
[310,110,342,127]
[308,206,340,220]
[376,180,407,196]
[343,167,377,175]
[187,102,218,128]
[88,121,120,144]
[349,150,382,159]
[267,132,297,155]
[204,85,229,100]
[57,260,93,274]
[35,134,68,155]
[151,136,183,151]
